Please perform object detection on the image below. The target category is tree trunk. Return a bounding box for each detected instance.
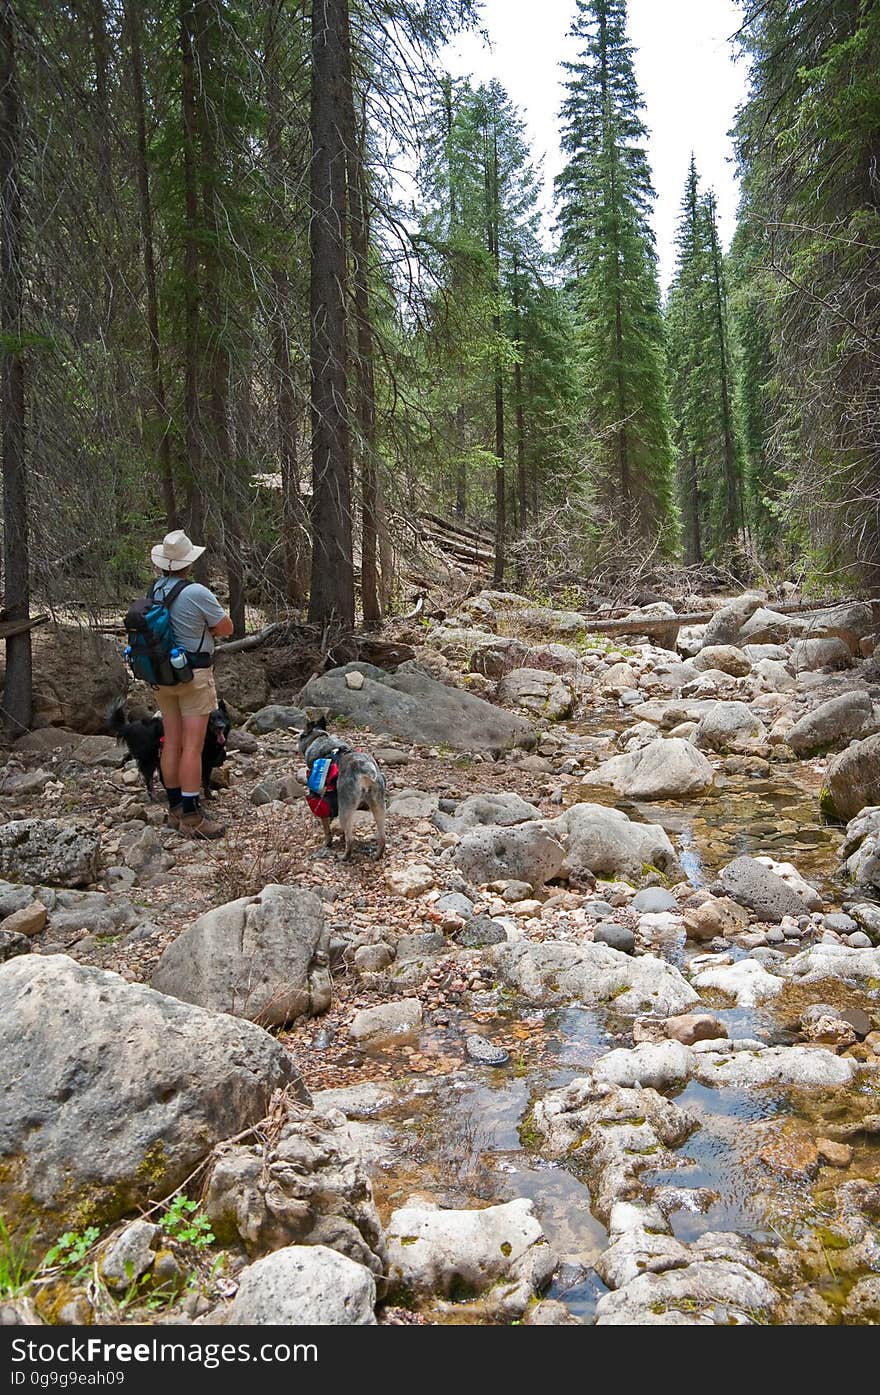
[707,195,739,543]
[308,0,354,628]
[265,0,307,604]
[0,0,31,734]
[683,450,702,564]
[454,403,466,517]
[193,2,244,635]
[377,488,394,613]
[125,0,176,528]
[512,253,526,530]
[179,0,206,574]
[486,114,504,586]
[352,151,380,628]
[341,26,379,628]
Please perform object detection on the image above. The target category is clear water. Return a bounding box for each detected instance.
[363,703,880,1322]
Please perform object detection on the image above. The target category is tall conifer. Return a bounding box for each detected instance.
[556,0,677,552]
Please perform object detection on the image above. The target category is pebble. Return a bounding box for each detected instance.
[823,913,858,935]
[847,931,873,948]
[593,922,635,954]
[585,900,615,919]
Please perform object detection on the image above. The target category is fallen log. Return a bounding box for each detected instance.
[0,613,49,640]
[215,621,289,655]
[420,512,493,547]
[420,532,495,566]
[572,596,877,637]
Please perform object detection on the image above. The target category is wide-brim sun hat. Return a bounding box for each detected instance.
[150,529,206,572]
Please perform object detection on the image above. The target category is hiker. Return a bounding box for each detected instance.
[149,529,233,839]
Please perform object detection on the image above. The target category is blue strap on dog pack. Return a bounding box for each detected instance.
[307,758,333,796]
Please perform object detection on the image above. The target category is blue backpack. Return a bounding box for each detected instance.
[123,579,193,687]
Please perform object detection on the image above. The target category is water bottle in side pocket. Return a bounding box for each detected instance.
[169,647,194,683]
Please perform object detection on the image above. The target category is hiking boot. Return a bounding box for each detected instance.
[165,805,182,830]
[180,809,226,840]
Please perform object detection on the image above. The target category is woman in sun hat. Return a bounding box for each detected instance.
[149,529,233,839]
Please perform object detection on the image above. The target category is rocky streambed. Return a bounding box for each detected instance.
[2,590,880,1325]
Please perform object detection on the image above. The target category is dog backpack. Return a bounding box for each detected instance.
[123,579,193,688]
[306,756,340,820]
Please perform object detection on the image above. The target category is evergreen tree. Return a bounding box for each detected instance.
[413,76,549,577]
[735,0,880,586]
[556,0,677,553]
[666,158,744,564]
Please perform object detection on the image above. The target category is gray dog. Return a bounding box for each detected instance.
[298,717,387,860]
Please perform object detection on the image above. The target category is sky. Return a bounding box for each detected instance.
[442,0,751,292]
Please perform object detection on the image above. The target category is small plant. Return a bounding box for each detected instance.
[159,1196,215,1250]
[42,1226,100,1281]
[0,1216,38,1297]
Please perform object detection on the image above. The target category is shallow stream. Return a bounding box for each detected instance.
[357,705,880,1321]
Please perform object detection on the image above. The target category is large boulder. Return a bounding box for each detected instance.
[228,1246,376,1325]
[12,625,129,735]
[719,855,808,922]
[585,738,714,800]
[385,1198,555,1314]
[753,658,796,693]
[298,663,533,752]
[840,806,880,890]
[495,940,698,1015]
[700,594,764,649]
[786,691,874,758]
[451,821,566,887]
[691,645,751,678]
[694,702,767,754]
[497,604,587,638]
[204,1100,386,1270]
[0,820,100,888]
[498,668,574,721]
[245,705,308,735]
[622,602,681,650]
[426,625,500,663]
[437,792,543,834]
[823,733,880,821]
[738,608,805,645]
[789,637,852,672]
[151,884,331,1027]
[783,942,880,987]
[800,602,875,653]
[595,1254,780,1326]
[548,802,681,882]
[0,954,307,1248]
[212,650,270,714]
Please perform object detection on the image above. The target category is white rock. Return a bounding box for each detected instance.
[228,1245,376,1324]
[385,864,436,898]
[386,1198,555,1312]
[688,957,784,1006]
[349,998,422,1046]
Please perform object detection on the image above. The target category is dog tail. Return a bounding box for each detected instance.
[106,698,130,740]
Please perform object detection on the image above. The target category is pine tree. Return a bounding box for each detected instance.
[0,0,31,734]
[667,158,744,564]
[556,0,677,553]
[414,76,545,577]
[735,0,880,586]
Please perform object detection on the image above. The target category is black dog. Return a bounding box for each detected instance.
[107,698,231,800]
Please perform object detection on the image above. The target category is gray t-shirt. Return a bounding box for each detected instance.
[151,576,225,656]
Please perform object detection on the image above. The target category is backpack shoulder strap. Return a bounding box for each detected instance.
[152,577,193,609]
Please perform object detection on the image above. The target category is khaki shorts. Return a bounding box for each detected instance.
[155,667,218,719]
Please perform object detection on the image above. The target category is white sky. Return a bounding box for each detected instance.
[442,0,751,291]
